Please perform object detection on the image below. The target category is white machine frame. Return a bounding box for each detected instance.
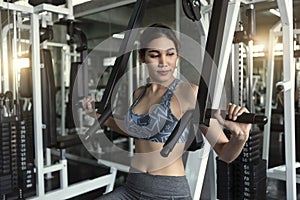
[263,4,298,200]
[0,1,117,199]
[198,1,298,199]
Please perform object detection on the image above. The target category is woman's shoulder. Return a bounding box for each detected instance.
[174,81,198,110]
[176,81,198,96]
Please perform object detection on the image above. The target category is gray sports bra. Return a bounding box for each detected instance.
[124,79,189,143]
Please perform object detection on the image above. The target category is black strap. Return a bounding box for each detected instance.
[98,0,149,114]
[131,84,150,107]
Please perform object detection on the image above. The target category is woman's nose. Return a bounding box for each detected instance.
[159,55,167,67]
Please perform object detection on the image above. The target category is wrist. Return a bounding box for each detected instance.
[230,130,249,143]
[85,110,99,119]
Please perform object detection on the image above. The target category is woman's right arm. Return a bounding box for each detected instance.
[82,98,130,137]
[82,86,146,137]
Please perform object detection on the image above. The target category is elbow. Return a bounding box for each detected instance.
[223,158,235,164]
[218,155,237,164]
[219,158,233,164]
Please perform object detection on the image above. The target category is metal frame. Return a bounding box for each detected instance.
[1,1,117,199]
[1,16,31,96]
[72,1,222,199]
[192,1,298,199]
[211,0,241,108]
[183,1,211,198]
[262,21,281,165]
[0,1,34,13]
[210,1,241,199]
[185,1,241,199]
[30,5,117,199]
[185,138,212,200]
[74,0,137,18]
[74,0,298,199]
[263,1,298,199]
[226,1,298,199]
[246,40,255,112]
[277,7,297,199]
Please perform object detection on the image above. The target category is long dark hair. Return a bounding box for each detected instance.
[139,23,180,61]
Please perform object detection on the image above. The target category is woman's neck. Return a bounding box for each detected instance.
[149,77,176,93]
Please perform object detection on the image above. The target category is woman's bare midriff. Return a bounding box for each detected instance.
[131,139,186,176]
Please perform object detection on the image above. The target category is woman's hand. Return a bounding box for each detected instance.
[215,103,252,142]
[82,97,98,118]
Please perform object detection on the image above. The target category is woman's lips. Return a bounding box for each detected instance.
[157,70,171,76]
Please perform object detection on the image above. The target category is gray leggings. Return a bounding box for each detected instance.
[96,172,192,200]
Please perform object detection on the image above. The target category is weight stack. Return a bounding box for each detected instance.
[17,116,35,196]
[0,109,35,199]
[216,129,267,200]
[216,158,234,200]
[233,129,266,200]
[0,117,19,195]
[10,122,18,191]
[236,130,262,164]
[232,160,266,200]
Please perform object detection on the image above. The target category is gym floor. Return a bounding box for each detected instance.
[45,130,299,200]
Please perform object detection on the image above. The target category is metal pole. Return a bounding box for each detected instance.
[262,21,281,164]
[247,40,254,112]
[2,24,12,93]
[0,8,2,91]
[277,0,297,199]
[211,0,241,109]
[128,53,134,156]
[61,45,70,136]
[31,11,45,196]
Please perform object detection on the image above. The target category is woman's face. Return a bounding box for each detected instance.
[144,36,178,84]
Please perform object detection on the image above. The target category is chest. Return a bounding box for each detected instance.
[133,90,182,119]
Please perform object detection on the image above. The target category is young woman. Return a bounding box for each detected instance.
[84,23,251,200]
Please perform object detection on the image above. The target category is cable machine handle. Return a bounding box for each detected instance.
[84,106,113,140]
[206,109,268,125]
[160,109,268,157]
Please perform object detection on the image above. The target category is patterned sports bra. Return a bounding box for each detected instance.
[124,79,189,143]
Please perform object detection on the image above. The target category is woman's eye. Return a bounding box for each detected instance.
[150,54,159,58]
[167,52,175,56]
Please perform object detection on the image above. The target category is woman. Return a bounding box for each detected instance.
[84,23,251,200]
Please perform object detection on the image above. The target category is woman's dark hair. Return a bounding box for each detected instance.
[139,23,180,60]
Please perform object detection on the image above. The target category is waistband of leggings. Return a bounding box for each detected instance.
[125,172,191,196]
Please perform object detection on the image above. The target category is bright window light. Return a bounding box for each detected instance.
[252,44,265,57]
[253,44,265,52]
[274,43,283,51]
[253,52,265,57]
[15,57,30,69]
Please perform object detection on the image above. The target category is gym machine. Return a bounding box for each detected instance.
[213,3,268,200]
[263,2,299,199]
[83,0,267,152]
[80,0,268,199]
[0,1,117,199]
[0,4,35,199]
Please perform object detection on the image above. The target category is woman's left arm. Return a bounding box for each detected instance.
[181,84,251,163]
[202,103,252,163]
